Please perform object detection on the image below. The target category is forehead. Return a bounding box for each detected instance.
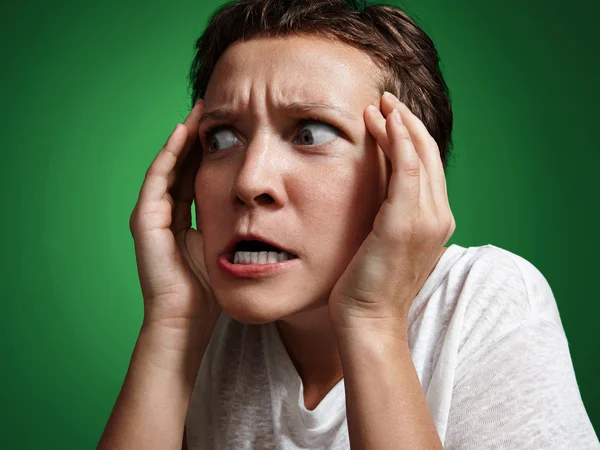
[204,35,382,108]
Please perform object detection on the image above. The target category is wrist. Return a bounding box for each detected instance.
[140,314,218,350]
[136,318,217,386]
[333,316,409,346]
[98,321,214,449]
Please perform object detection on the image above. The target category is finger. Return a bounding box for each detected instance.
[170,100,206,234]
[137,99,205,206]
[171,140,202,235]
[381,93,453,245]
[384,109,422,220]
[138,123,189,206]
[380,93,449,209]
[364,104,390,151]
[166,99,204,190]
[366,105,433,217]
[174,99,205,177]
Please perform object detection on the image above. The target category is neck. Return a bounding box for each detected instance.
[276,304,344,404]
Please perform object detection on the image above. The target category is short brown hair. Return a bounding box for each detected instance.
[188,0,454,169]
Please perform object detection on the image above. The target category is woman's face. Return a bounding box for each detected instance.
[195,35,389,324]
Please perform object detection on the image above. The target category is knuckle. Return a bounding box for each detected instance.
[449,214,457,234]
[443,214,457,242]
[396,100,409,112]
[145,165,159,180]
[129,212,139,236]
[405,213,421,235]
[404,162,420,178]
[428,135,438,149]
[395,124,411,140]
[422,218,439,239]
[442,217,452,235]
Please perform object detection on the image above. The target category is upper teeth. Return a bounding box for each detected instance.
[233,251,295,264]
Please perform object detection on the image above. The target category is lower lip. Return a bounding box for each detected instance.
[218,254,299,278]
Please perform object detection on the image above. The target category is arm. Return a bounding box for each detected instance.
[337,324,443,450]
[110,99,220,449]
[97,321,215,450]
[327,93,452,448]
[444,317,599,449]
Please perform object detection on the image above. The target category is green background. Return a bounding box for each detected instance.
[1,0,598,447]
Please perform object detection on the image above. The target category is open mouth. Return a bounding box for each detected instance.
[230,240,297,265]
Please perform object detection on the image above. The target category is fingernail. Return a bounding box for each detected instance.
[392,109,403,124]
[383,91,396,100]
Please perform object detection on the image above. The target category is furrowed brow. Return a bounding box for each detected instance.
[282,101,356,121]
[197,101,356,127]
[198,108,237,127]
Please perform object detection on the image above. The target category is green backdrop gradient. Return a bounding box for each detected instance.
[1,0,598,447]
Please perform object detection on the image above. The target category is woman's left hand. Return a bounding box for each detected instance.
[328,92,456,337]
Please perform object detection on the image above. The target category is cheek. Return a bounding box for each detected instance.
[299,161,381,255]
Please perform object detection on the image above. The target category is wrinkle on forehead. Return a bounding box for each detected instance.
[203,35,382,113]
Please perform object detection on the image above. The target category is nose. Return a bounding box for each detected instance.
[233,135,286,209]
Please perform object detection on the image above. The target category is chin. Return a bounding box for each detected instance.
[213,286,324,325]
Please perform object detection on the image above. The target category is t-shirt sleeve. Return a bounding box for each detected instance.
[442,250,599,449]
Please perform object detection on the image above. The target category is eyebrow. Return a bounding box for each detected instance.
[198,101,357,127]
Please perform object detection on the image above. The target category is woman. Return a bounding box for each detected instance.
[98,0,599,448]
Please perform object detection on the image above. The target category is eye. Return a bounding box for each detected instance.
[293,121,340,146]
[205,127,242,152]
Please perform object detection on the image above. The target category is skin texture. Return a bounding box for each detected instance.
[103,33,453,449]
[195,35,391,400]
[194,35,453,416]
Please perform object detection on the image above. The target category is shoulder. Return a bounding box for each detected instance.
[437,243,561,319]
[485,244,562,323]
[414,243,566,361]
[455,244,562,326]
[436,247,598,448]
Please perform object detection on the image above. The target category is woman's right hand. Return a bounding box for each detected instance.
[129,99,221,333]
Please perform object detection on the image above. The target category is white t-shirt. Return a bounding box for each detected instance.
[185,243,599,449]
